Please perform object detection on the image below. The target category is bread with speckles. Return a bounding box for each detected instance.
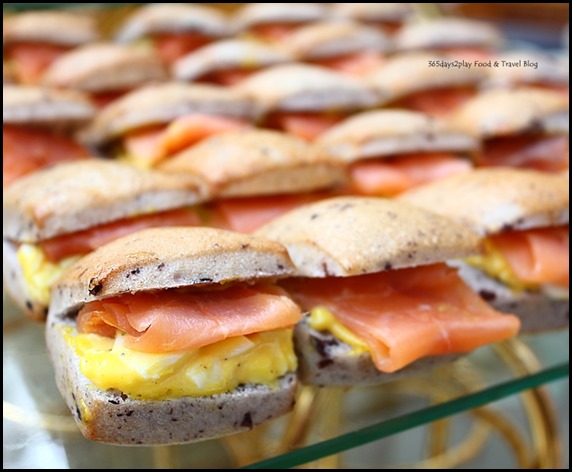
[82,82,261,148]
[159,129,347,197]
[314,109,477,163]
[400,168,569,332]
[236,64,379,113]
[46,227,300,445]
[3,160,208,321]
[43,43,168,93]
[255,196,520,386]
[255,196,480,277]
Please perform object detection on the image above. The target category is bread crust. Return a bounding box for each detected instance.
[3,11,99,46]
[49,227,296,317]
[115,3,229,43]
[368,52,486,102]
[3,160,208,243]
[173,39,292,82]
[395,18,502,51]
[46,318,297,445]
[236,64,379,113]
[159,130,347,197]
[255,196,480,277]
[43,43,168,92]
[3,85,95,127]
[331,3,414,22]
[449,88,569,137]
[399,168,569,236]
[284,21,392,61]
[294,316,460,386]
[83,82,261,146]
[485,51,569,88]
[235,3,330,30]
[315,109,477,162]
[452,261,569,333]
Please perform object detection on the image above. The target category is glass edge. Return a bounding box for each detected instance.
[242,363,570,469]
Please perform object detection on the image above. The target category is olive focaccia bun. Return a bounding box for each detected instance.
[42,43,168,107]
[256,197,520,386]
[81,82,260,168]
[314,109,476,197]
[3,84,95,188]
[3,10,100,84]
[449,87,569,172]
[159,129,347,233]
[235,63,380,141]
[114,3,230,66]
[46,227,302,445]
[3,160,207,321]
[400,168,569,333]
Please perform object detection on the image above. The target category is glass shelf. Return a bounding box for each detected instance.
[4,293,569,469]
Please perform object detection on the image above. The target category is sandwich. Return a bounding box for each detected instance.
[3,160,207,321]
[400,168,569,333]
[450,88,569,172]
[158,129,347,233]
[3,84,95,188]
[283,21,392,77]
[255,196,520,386]
[314,109,476,196]
[3,10,99,84]
[367,52,487,117]
[82,82,259,168]
[42,43,168,108]
[234,3,331,43]
[46,227,302,445]
[236,64,379,141]
[114,3,229,66]
[484,51,569,98]
[330,3,415,35]
[172,38,293,86]
[395,18,503,60]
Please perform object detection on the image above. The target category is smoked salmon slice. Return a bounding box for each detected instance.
[350,153,472,196]
[396,86,477,118]
[91,90,129,108]
[250,23,300,42]
[203,68,258,86]
[3,125,90,188]
[123,125,168,167]
[154,32,213,65]
[77,284,302,353]
[272,113,344,141]
[162,114,251,156]
[213,193,327,233]
[281,264,521,373]
[5,42,70,84]
[489,226,569,287]
[40,208,201,263]
[314,51,385,77]
[478,134,569,172]
[123,114,250,166]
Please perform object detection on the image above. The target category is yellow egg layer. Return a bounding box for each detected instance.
[63,327,297,400]
[17,244,80,306]
[308,306,370,354]
[466,239,533,291]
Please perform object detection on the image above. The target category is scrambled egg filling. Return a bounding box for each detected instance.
[17,244,80,306]
[466,240,535,291]
[308,306,370,355]
[63,327,297,400]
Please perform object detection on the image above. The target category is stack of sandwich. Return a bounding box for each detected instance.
[3,3,569,447]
